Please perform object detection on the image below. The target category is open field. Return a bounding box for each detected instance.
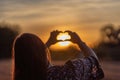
[0,59,120,80]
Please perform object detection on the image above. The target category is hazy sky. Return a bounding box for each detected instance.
[0,0,120,45]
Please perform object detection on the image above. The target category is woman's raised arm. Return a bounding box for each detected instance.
[46,30,62,47]
[65,30,99,60]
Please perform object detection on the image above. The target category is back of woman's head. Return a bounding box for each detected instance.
[12,33,47,80]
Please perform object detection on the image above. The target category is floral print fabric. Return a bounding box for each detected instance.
[47,56,104,80]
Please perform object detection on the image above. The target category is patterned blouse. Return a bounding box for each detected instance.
[47,56,104,80]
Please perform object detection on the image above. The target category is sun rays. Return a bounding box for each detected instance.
[57,32,71,46]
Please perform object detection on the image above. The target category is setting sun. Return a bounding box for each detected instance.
[58,41,71,46]
[57,33,71,46]
[57,32,71,41]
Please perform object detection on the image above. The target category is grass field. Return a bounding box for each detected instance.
[0,59,120,80]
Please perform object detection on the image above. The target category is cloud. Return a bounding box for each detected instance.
[0,0,120,31]
[1,0,120,18]
[1,0,120,44]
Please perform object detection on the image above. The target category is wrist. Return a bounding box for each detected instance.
[78,41,86,47]
[46,41,52,47]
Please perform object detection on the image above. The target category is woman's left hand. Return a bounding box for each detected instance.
[46,30,62,47]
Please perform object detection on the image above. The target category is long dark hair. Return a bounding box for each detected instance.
[12,33,48,80]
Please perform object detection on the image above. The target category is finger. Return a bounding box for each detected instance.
[57,40,63,42]
[51,30,56,34]
[64,39,71,41]
[55,30,62,34]
[65,30,73,35]
[51,30,60,35]
[57,31,63,33]
[73,32,78,36]
[64,30,72,33]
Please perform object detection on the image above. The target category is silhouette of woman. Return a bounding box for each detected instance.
[12,33,48,80]
[12,31,104,80]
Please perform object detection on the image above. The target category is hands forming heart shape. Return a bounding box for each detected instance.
[47,30,82,46]
[57,32,71,41]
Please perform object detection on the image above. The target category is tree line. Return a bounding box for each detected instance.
[94,24,120,61]
[0,22,20,59]
[0,22,119,61]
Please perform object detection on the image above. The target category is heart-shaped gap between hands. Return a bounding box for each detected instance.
[57,32,71,41]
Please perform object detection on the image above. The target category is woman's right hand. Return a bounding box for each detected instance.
[65,30,83,44]
[46,30,62,47]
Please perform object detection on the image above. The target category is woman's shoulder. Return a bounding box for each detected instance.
[47,59,85,80]
[48,65,63,73]
[47,56,104,80]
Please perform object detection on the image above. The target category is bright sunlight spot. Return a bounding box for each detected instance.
[57,32,71,46]
[57,32,71,41]
[58,41,71,46]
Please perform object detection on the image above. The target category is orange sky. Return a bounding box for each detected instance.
[0,0,120,45]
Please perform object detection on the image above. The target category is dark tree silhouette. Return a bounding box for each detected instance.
[0,22,20,59]
[101,24,120,44]
[116,27,120,42]
[94,24,120,61]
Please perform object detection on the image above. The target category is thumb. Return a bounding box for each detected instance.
[57,40,63,42]
[64,39,71,41]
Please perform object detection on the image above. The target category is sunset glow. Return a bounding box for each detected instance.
[57,33,71,41]
[0,0,120,45]
[58,41,71,46]
[57,33,71,46]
